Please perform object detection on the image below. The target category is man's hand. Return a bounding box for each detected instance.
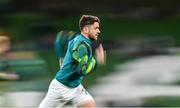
[95,44,106,65]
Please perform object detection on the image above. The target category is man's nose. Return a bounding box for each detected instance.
[98,29,100,34]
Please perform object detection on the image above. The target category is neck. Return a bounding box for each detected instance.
[81,32,90,40]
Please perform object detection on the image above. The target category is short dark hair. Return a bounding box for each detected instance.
[79,15,100,31]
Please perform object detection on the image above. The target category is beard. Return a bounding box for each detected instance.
[89,37,96,41]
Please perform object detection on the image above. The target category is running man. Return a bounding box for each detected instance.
[39,15,105,108]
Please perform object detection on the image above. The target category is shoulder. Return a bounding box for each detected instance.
[70,35,90,49]
[70,34,80,44]
[71,40,90,53]
[72,41,87,51]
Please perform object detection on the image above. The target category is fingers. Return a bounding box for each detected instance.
[97,44,103,53]
[95,43,106,65]
[99,43,102,48]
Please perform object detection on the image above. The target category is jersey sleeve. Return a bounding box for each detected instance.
[72,43,96,76]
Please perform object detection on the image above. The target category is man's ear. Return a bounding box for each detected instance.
[83,26,89,33]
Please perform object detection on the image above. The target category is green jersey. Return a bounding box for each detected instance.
[55,34,97,88]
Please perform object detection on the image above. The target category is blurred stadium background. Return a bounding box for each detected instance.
[0,0,180,107]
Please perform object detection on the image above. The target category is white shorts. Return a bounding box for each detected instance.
[38,79,94,108]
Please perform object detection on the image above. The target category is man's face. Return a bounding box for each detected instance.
[87,22,100,40]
